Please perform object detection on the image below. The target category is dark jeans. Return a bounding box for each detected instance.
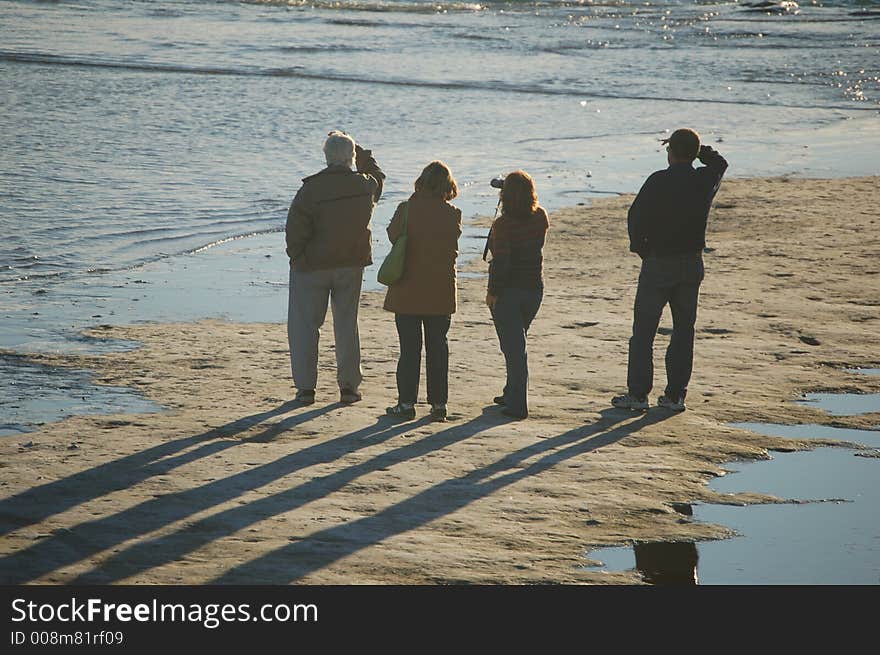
[395,314,451,405]
[627,253,704,400]
[491,287,543,416]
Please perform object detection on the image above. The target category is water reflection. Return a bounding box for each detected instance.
[634,503,698,585]
[634,541,699,586]
[588,503,700,585]
[588,377,879,584]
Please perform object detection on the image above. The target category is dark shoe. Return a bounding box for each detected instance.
[501,408,528,420]
[295,389,315,405]
[493,395,506,406]
[657,394,686,412]
[340,388,362,404]
[430,404,448,422]
[386,403,416,420]
[611,393,648,410]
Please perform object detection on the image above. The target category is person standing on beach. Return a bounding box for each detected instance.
[486,170,550,420]
[285,131,385,405]
[384,161,462,422]
[612,128,727,412]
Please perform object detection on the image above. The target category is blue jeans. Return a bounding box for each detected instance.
[627,253,704,400]
[491,287,543,416]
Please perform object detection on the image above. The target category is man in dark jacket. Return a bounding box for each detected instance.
[612,128,727,411]
[286,131,384,405]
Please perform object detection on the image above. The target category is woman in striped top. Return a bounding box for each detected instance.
[486,170,550,420]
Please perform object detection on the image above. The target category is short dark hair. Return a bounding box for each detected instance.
[667,128,701,161]
[414,160,458,201]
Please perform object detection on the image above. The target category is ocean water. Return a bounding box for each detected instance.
[1,0,878,430]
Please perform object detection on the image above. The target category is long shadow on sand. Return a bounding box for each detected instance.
[70,407,512,583]
[0,400,326,539]
[66,408,666,584]
[0,405,436,583]
[207,409,668,584]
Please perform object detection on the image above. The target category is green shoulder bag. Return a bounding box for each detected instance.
[377,202,409,286]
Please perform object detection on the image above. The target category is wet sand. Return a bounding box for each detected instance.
[1,176,878,584]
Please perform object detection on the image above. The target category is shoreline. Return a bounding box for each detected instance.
[1,175,878,584]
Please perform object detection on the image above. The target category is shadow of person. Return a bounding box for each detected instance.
[0,400,319,540]
[70,409,505,583]
[0,402,350,584]
[208,408,669,584]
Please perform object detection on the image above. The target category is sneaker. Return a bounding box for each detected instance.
[501,408,528,420]
[493,395,506,406]
[657,394,686,412]
[611,393,649,410]
[295,389,315,405]
[430,404,448,422]
[340,388,362,404]
[386,403,416,420]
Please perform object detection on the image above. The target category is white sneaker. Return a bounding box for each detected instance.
[657,394,686,412]
[611,393,649,410]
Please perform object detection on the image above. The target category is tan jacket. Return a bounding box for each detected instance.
[285,147,384,271]
[383,192,462,316]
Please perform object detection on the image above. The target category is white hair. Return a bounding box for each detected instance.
[323,131,356,168]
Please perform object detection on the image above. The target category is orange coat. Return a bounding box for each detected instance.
[382,192,462,316]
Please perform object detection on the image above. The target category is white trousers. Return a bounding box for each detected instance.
[287,266,364,392]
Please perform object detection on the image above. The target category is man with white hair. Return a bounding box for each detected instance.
[285,131,385,404]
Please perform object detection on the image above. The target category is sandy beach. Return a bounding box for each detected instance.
[1,176,878,585]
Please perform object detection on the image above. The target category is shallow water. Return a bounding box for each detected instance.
[847,368,880,376]
[797,392,880,415]
[591,472,880,584]
[588,454,880,584]
[587,416,880,584]
[733,421,880,445]
[0,354,162,437]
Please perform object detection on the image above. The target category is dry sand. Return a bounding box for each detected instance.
[1,176,878,584]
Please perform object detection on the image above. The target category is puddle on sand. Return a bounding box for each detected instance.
[794,366,880,416]
[0,355,162,437]
[732,422,880,447]
[797,392,880,416]
[846,368,880,376]
[588,438,880,584]
[586,383,880,584]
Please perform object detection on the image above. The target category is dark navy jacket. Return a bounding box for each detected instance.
[628,147,728,258]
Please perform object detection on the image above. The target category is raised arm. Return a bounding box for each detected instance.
[697,145,728,198]
[355,144,385,202]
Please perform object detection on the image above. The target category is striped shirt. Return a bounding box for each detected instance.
[487,207,549,295]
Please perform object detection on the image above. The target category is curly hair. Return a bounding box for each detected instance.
[501,170,538,218]
[414,160,458,201]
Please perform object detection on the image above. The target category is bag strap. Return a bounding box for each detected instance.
[483,194,502,261]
